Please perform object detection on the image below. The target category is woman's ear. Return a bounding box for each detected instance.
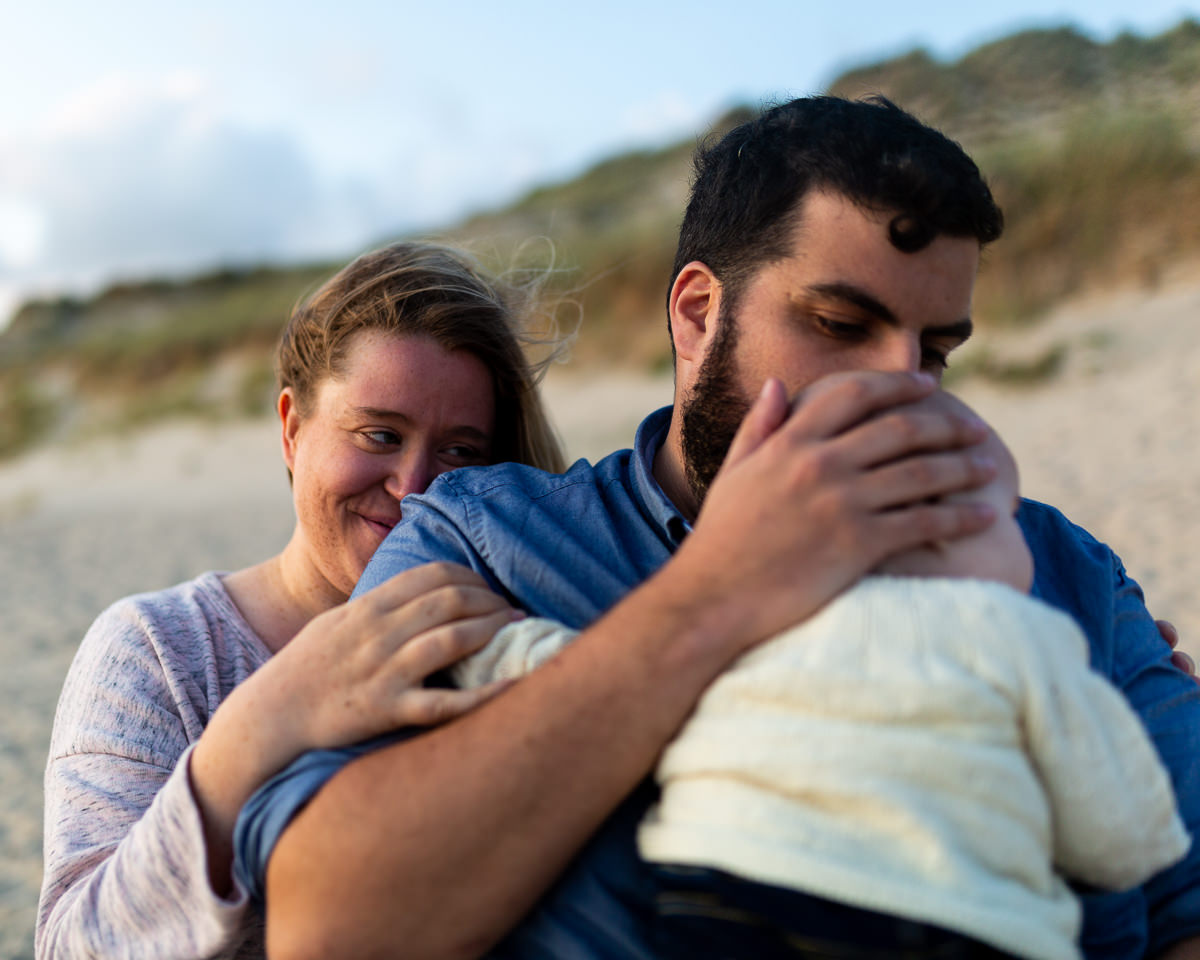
[668,261,724,364]
[279,388,301,472]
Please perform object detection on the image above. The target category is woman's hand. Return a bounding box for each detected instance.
[261,562,521,749]
[190,562,518,894]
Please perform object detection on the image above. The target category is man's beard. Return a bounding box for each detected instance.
[680,305,752,507]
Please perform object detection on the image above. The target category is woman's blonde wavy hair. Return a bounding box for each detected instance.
[277,241,567,474]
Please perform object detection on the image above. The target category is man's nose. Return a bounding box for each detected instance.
[873,336,922,373]
[385,451,438,502]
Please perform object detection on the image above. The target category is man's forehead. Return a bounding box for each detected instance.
[767,194,981,318]
[785,189,981,262]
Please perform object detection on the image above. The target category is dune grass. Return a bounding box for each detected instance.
[2,22,1198,461]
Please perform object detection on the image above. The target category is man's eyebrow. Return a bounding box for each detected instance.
[805,282,974,340]
[806,282,896,323]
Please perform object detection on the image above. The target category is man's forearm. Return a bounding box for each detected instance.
[264,560,756,960]
[1160,937,1200,959]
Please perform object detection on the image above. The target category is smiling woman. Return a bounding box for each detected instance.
[282,332,497,601]
[35,241,566,960]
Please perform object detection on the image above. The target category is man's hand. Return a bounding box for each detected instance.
[667,371,996,650]
[1158,619,1198,680]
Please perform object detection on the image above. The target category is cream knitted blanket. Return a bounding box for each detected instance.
[456,578,1191,960]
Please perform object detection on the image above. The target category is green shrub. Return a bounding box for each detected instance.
[0,375,57,460]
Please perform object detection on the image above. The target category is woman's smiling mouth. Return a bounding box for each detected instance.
[359,512,401,540]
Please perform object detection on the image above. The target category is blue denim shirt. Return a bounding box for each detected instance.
[235,406,1200,958]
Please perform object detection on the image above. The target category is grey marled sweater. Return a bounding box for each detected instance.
[38,572,271,959]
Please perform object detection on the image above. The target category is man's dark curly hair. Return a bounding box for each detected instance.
[669,95,1004,314]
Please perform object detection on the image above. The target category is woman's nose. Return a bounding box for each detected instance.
[385,451,438,502]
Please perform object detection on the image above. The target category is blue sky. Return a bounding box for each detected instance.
[0,0,1196,324]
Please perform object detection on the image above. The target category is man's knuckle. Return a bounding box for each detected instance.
[841,378,873,408]
[804,448,839,485]
[837,519,870,556]
[909,505,944,539]
[897,456,934,488]
[895,413,927,446]
[823,485,856,520]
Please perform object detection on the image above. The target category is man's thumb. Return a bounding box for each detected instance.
[723,377,789,469]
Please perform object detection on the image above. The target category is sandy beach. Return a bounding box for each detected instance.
[2,272,1198,958]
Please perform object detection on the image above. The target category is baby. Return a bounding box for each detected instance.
[453,390,1189,960]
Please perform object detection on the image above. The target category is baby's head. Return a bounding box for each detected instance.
[874,390,1034,592]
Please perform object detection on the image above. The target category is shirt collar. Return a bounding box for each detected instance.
[629,405,691,548]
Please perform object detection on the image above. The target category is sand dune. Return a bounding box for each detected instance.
[1,272,1197,958]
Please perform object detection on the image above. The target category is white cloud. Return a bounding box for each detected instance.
[0,194,47,268]
[0,72,403,325]
[0,67,687,330]
[43,71,212,139]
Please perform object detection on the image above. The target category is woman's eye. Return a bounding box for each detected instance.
[443,444,487,463]
[362,429,401,447]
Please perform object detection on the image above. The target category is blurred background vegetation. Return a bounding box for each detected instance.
[2,20,1198,460]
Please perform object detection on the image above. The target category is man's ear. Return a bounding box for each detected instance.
[279,388,301,473]
[668,261,724,363]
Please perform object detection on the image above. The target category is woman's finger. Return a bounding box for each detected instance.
[393,679,517,728]
[360,562,492,614]
[378,584,514,646]
[393,609,522,680]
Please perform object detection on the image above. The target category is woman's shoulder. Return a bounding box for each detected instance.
[91,572,247,650]
[63,573,270,736]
